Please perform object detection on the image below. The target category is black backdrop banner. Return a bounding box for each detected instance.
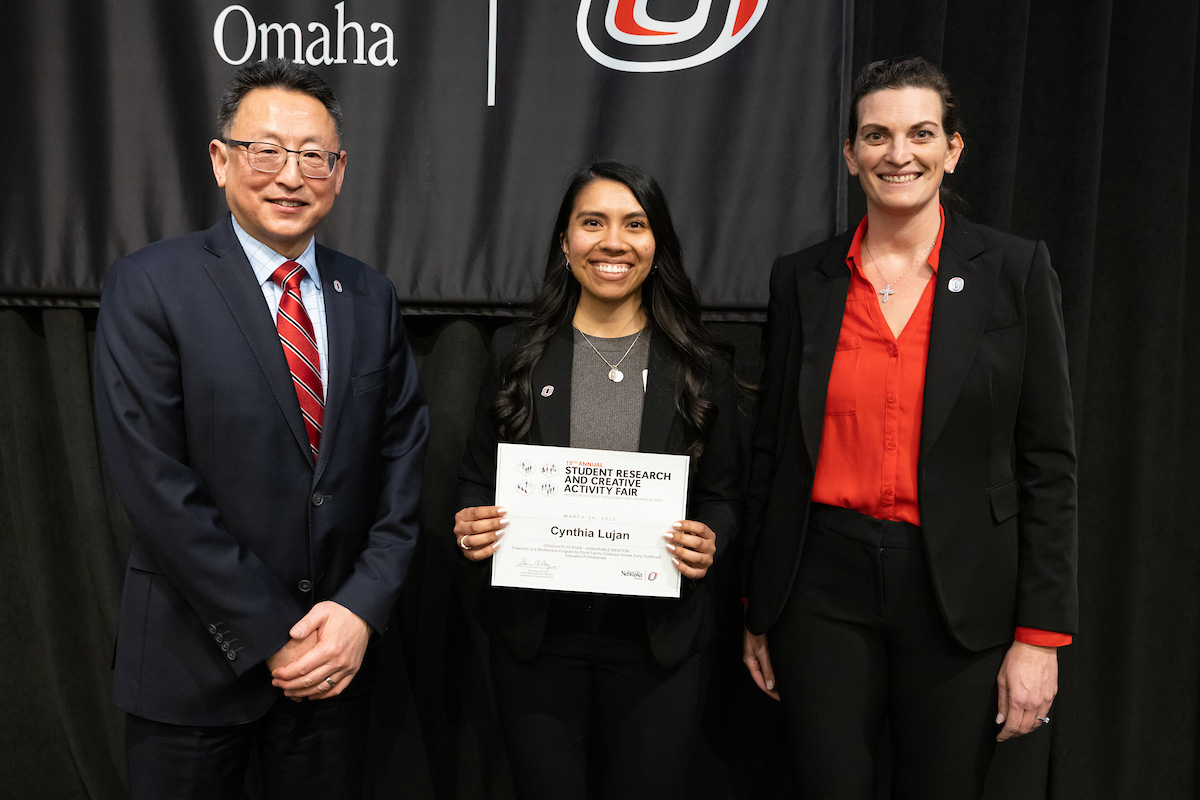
[3,0,852,312]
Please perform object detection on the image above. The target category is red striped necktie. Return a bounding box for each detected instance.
[270,261,323,459]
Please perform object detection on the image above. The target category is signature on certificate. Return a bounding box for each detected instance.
[516,558,561,571]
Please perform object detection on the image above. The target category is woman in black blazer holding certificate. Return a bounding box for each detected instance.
[455,161,742,800]
[741,58,1078,798]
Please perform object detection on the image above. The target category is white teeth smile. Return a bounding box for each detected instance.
[880,174,920,184]
[593,263,631,274]
[272,200,304,207]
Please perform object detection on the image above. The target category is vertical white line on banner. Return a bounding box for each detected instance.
[487,0,498,106]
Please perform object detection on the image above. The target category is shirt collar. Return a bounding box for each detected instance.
[230,215,321,291]
[846,204,946,277]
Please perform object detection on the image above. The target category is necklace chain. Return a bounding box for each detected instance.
[577,327,644,383]
[864,238,936,304]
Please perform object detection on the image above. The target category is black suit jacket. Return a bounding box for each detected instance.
[94,217,429,725]
[459,324,743,669]
[744,210,1078,651]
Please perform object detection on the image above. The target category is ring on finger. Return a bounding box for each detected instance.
[460,537,470,551]
[1036,715,1050,724]
[325,676,336,689]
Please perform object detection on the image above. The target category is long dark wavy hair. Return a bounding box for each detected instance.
[490,161,730,459]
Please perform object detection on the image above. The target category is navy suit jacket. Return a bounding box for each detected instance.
[458,324,743,669]
[94,217,428,725]
[744,210,1078,651]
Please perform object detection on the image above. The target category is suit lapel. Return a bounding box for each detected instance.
[637,329,677,454]
[313,245,354,483]
[798,234,854,469]
[530,326,573,446]
[202,219,313,466]
[919,213,997,460]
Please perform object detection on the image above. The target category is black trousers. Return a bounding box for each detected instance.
[768,504,1007,800]
[490,632,701,800]
[125,690,369,800]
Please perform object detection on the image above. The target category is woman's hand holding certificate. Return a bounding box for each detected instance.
[664,520,716,579]
[454,505,507,561]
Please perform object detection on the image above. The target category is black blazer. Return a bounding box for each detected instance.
[94,217,429,725]
[459,323,743,669]
[744,210,1078,651]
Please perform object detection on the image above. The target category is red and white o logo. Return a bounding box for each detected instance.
[577,0,768,72]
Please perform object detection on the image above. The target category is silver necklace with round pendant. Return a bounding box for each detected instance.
[578,327,644,383]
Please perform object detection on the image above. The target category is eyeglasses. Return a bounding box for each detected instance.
[225,139,342,179]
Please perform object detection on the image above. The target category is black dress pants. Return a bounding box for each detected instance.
[125,689,369,800]
[768,504,1007,800]
[490,632,701,800]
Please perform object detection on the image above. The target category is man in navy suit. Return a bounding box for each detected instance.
[94,59,428,797]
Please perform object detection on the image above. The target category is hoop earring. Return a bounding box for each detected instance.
[563,254,571,271]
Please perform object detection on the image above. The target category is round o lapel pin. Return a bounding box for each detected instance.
[333,280,343,293]
[540,385,554,397]
[948,276,965,293]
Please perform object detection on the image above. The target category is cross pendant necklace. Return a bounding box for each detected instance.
[865,238,936,304]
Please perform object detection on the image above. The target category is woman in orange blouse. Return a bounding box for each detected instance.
[741,57,1078,798]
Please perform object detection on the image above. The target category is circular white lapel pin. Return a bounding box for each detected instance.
[540,385,554,397]
[948,277,965,293]
[333,280,343,293]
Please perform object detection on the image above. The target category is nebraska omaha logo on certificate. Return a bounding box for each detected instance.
[492,443,689,598]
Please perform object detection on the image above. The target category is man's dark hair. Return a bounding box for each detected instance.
[217,58,344,146]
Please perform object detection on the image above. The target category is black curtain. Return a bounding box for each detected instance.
[3,0,1199,797]
[850,0,1200,796]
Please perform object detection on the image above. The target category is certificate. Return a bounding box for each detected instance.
[491,443,689,598]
